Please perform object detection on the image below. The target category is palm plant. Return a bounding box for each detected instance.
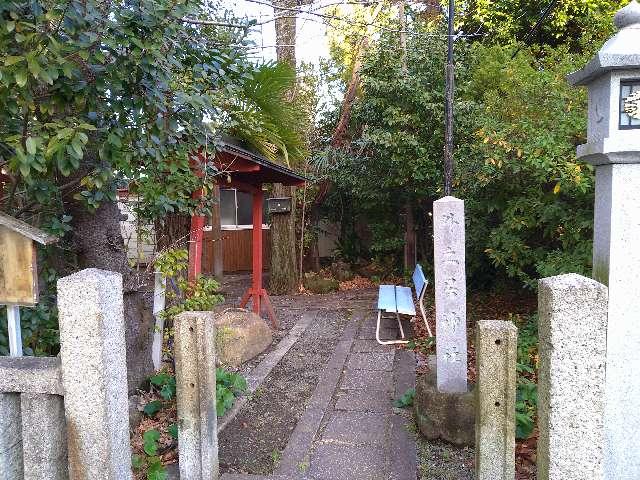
[227,61,308,167]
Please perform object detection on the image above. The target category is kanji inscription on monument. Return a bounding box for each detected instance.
[434,196,468,393]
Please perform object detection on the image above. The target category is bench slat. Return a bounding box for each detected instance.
[412,264,428,297]
[395,286,416,316]
[378,285,397,312]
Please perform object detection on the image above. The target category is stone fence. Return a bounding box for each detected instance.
[474,273,608,480]
[0,268,132,480]
[0,269,221,480]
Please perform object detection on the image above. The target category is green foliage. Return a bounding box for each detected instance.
[163,276,224,318]
[133,430,168,480]
[462,44,594,288]
[513,314,539,439]
[321,9,604,288]
[150,372,176,401]
[143,400,163,417]
[393,388,415,408]
[154,248,224,318]
[216,367,248,417]
[154,247,190,279]
[462,0,625,49]
[143,429,161,456]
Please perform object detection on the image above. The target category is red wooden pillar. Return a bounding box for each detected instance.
[251,189,263,315]
[188,188,205,282]
[238,185,278,329]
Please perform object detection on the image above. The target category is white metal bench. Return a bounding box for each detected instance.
[376,264,432,345]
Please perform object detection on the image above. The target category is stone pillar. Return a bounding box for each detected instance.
[567,3,640,477]
[174,311,219,480]
[0,393,23,479]
[57,268,132,480]
[433,196,467,393]
[21,393,68,480]
[537,274,607,480]
[475,320,517,480]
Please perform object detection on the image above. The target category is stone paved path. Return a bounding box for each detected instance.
[222,310,418,480]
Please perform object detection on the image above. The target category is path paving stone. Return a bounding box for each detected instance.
[341,369,393,392]
[334,391,393,413]
[347,351,395,371]
[308,444,389,480]
[352,339,394,353]
[236,310,418,480]
[321,411,388,446]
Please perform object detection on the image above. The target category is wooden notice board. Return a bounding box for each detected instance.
[0,225,38,306]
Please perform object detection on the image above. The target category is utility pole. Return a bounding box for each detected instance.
[443,0,455,196]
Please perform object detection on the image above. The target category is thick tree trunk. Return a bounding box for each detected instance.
[269,183,299,294]
[67,199,154,393]
[270,0,299,294]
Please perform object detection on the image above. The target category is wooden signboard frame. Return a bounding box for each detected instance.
[0,226,39,306]
[0,212,57,306]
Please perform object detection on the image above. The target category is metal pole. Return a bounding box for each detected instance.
[443,0,455,196]
[7,305,23,357]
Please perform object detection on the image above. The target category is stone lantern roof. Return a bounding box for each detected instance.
[568,0,640,86]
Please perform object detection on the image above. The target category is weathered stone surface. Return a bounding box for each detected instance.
[57,268,132,480]
[309,444,388,480]
[334,392,392,413]
[321,412,388,446]
[0,393,23,480]
[346,352,394,371]
[174,311,219,480]
[341,369,393,392]
[569,6,640,478]
[0,356,62,395]
[21,393,68,480]
[537,274,607,480]
[475,320,517,480]
[433,196,467,393]
[414,370,475,446]
[214,308,272,368]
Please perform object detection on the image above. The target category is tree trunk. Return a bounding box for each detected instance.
[67,199,155,393]
[270,0,299,294]
[269,183,299,294]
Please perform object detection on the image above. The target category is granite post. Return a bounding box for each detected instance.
[433,196,467,393]
[57,268,132,480]
[567,3,640,477]
[0,393,23,479]
[174,311,219,480]
[475,320,517,480]
[21,393,68,480]
[537,274,607,480]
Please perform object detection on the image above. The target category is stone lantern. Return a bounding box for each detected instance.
[568,1,640,478]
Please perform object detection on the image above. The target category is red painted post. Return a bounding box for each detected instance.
[188,188,205,283]
[251,189,264,315]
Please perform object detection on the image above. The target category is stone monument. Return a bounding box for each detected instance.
[414,196,474,447]
[433,196,467,393]
[567,2,640,477]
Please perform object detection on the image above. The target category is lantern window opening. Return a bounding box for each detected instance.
[620,80,640,130]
